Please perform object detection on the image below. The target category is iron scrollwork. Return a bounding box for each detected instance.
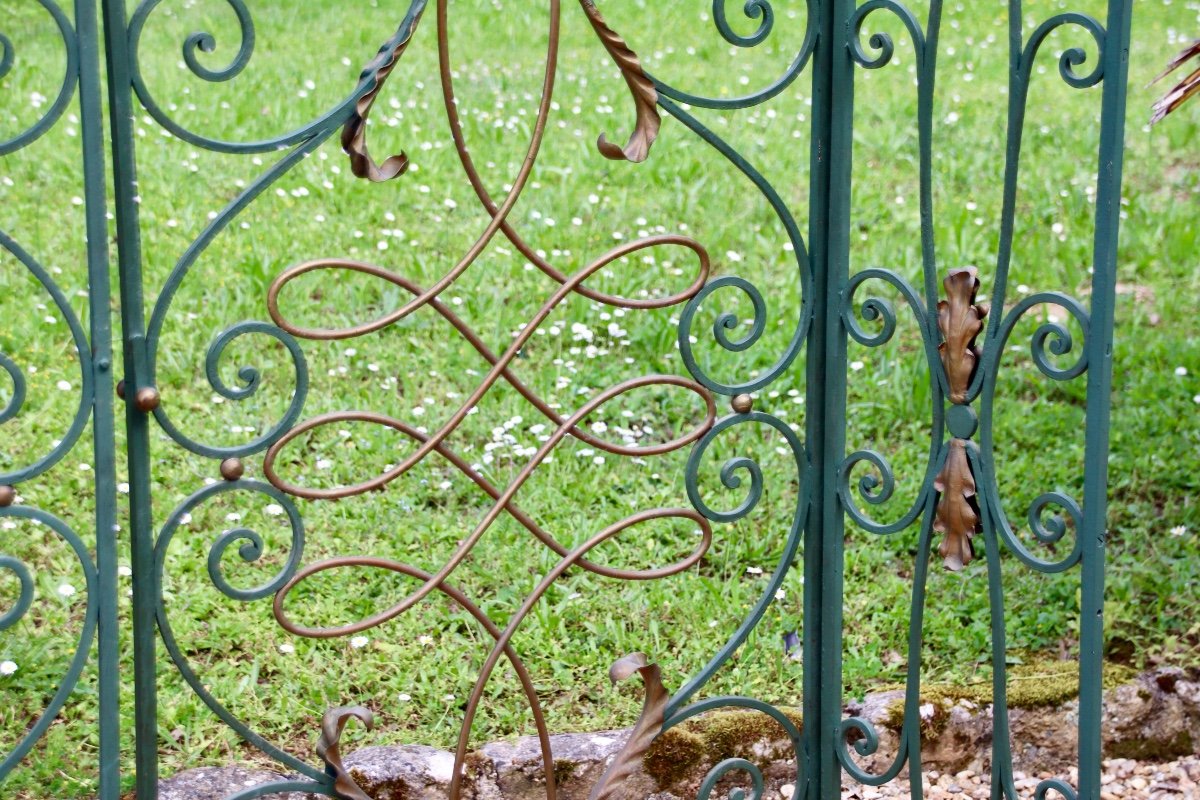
[0,0,1131,796]
[833,2,1120,799]
[0,0,118,791]
[132,1,774,798]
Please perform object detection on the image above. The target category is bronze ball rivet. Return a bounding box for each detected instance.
[220,458,245,482]
[134,386,160,412]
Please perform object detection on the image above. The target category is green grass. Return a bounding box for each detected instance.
[1,0,1199,797]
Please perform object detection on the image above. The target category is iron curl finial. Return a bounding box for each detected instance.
[713,0,775,48]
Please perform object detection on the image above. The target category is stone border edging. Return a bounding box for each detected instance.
[155,667,1199,799]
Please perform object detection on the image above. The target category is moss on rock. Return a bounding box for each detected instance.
[882,659,1140,736]
[552,758,576,786]
[643,728,707,787]
[643,707,803,789]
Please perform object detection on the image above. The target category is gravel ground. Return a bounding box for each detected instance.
[822,756,1200,799]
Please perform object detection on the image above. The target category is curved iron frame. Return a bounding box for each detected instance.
[0,0,1133,798]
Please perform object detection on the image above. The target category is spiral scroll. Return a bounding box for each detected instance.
[0,0,78,154]
[83,0,1125,798]
[839,268,941,536]
[653,0,818,110]
[0,231,94,485]
[0,507,97,781]
[714,1,774,48]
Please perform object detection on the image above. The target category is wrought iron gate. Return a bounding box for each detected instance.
[1,0,1133,798]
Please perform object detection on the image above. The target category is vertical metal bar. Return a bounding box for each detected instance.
[819,0,854,790]
[75,0,120,795]
[806,0,856,796]
[1078,3,1132,799]
[803,0,832,796]
[99,0,159,795]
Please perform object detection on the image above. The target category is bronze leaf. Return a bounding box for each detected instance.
[578,0,661,163]
[937,267,988,404]
[317,705,376,800]
[589,653,669,800]
[1150,39,1200,124]
[341,3,428,182]
[934,439,980,572]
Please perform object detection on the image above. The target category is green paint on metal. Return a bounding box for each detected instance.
[100,0,160,794]
[0,1,1134,798]
[75,0,121,792]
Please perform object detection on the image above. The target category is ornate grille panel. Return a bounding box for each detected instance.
[0,1,1133,799]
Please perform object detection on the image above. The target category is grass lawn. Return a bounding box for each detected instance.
[1,0,1199,796]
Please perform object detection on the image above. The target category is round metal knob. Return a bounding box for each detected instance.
[219,458,244,482]
[134,386,160,412]
[0,485,14,508]
[116,379,126,400]
[731,394,754,414]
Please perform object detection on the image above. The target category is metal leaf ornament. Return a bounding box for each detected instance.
[589,653,668,800]
[317,705,376,800]
[934,267,987,571]
[341,1,428,182]
[934,440,980,571]
[1151,39,1200,124]
[578,0,661,162]
[937,267,988,404]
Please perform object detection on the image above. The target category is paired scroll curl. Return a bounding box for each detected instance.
[839,269,937,536]
[978,294,1091,575]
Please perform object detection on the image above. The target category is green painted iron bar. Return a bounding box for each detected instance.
[820,0,856,796]
[75,0,120,794]
[1078,2,1133,799]
[804,0,834,795]
[99,0,159,795]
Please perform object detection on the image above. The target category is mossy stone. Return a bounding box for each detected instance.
[644,707,803,789]
[552,758,576,785]
[882,659,1140,736]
